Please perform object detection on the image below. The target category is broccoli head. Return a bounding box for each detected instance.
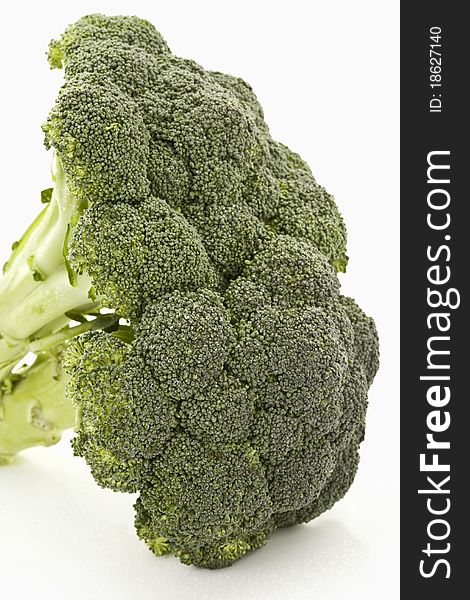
[66,234,378,568]
[0,14,378,568]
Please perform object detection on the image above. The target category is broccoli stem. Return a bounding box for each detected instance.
[0,156,95,342]
[0,315,119,462]
[0,315,119,382]
[0,154,124,461]
[0,353,71,463]
[0,269,95,343]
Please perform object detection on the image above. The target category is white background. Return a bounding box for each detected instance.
[0,1,399,599]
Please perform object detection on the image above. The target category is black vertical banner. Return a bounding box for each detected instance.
[401,2,468,597]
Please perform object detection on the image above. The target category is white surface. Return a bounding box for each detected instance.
[0,1,399,599]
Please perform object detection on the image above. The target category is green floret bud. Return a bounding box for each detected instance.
[267,435,336,513]
[209,71,269,133]
[251,408,306,464]
[147,139,191,209]
[224,235,341,322]
[339,296,380,384]
[140,198,218,304]
[43,73,150,205]
[178,372,254,444]
[242,234,341,307]
[184,200,268,281]
[275,440,361,528]
[68,201,147,317]
[330,360,369,450]
[71,434,149,494]
[268,142,348,270]
[135,290,233,398]
[135,435,274,568]
[224,278,270,323]
[62,38,163,98]
[66,331,178,490]
[48,13,170,70]
[229,305,349,426]
[69,197,217,318]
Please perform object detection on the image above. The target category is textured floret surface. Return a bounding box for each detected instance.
[48,14,379,568]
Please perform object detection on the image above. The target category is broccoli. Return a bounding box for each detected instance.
[0,14,379,568]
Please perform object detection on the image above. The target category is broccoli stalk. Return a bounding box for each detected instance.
[0,155,121,459]
[0,315,118,462]
[0,157,96,346]
[0,353,70,464]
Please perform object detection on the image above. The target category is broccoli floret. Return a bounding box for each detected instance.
[68,238,377,569]
[135,436,274,568]
[69,196,217,317]
[1,9,346,343]
[0,13,378,569]
[47,14,169,69]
